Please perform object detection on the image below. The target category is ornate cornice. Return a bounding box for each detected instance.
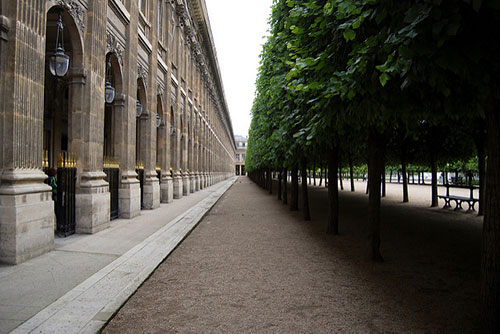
[106,32,124,66]
[55,0,85,34]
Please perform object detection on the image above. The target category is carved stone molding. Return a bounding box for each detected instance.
[106,32,124,66]
[55,0,85,34]
[137,63,148,80]
[0,15,10,42]
[157,83,165,97]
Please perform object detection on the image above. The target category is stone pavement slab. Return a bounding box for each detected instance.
[0,177,236,334]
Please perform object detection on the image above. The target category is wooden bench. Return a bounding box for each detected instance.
[438,184,479,212]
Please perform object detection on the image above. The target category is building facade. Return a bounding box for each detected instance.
[0,0,236,264]
[235,135,246,176]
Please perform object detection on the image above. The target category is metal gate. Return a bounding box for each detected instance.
[136,162,144,210]
[156,167,162,184]
[55,154,77,237]
[104,157,120,220]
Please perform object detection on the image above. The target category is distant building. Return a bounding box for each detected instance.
[235,135,247,175]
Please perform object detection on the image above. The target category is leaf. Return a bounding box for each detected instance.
[343,29,356,41]
[379,73,390,86]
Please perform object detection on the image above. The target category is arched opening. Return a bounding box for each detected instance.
[180,118,185,171]
[156,95,164,182]
[170,106,175,173]
[43,6,83,236]
[188,121,192,173]
[136,78,147,210]
[103,52,123,220]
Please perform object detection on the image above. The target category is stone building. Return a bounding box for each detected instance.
[0,0,236,264]
[235,135,247,176]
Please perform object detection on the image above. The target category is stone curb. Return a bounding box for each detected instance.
[11,177,237,334]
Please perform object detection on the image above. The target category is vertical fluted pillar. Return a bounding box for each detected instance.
[0,0,54,264]
[118,0,142,218]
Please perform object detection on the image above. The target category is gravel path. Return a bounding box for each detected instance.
[103,176,481,333]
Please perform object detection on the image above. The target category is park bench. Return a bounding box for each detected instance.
[438,183,479,212]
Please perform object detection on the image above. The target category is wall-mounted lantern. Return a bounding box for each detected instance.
[156,114,162,127]
[136,87,143,117]
[49,10,70,78]
[104,55,115,103]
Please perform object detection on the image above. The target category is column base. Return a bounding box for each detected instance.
[182,174,190,196]
[173,172,183,199]
[143,171,160,210]
[119,170,141,219]
[195,174,200,191]
[0,169,55,264]
[76,171,110,234]
[190,174,196,193]
[160,176,173,203]
[203,173,208,188]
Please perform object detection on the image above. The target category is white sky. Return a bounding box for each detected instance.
[205,0,273,138]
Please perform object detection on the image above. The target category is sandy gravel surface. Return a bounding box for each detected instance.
[103,176,481,333]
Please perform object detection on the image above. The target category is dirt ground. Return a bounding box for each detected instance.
[103,176,482,333]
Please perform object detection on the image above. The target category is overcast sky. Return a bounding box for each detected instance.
[205,0,273,138]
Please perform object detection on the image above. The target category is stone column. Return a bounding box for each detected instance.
[171,89,183,199]
[180,94,190,196]
[119,0,141,219]
[142,2,160,210]
[160,93,173,203]
[188,105,195,193]
[0,1,54,264]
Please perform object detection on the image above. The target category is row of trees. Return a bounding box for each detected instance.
[245,0,499,331]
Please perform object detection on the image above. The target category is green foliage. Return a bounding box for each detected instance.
[245,0,498,174]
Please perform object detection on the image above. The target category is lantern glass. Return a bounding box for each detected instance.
[136,100,143,117]
[49,48,70,77]
[105,81,115,104]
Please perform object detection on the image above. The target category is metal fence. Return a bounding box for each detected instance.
[55,167,76,236]
[104,167,120,220]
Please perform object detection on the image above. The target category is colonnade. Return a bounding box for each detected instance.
[0,0,236,264]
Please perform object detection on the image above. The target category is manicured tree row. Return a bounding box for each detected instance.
[246,1,499,330]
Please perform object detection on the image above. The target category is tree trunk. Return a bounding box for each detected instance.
[368,130,385,262]
[431,154,438,207]
[389,170,392,183]
[268,168,272,194]
[290,167,299,211]
[339,167,344,190]
[301,159,311,221]
[476,135,486,216]
[313,163,316,186]
[381,163,386,197]
[402,153,409,203]
[349,156,355,192]
[480,106,500,333]
[283,168,288,205]
[319,166,323,186]
[278,169,282,201]
[325,168,328,188]
[327,148,339,234]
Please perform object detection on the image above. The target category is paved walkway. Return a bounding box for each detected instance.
[104,176,481,333]
[0,177,236,334]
